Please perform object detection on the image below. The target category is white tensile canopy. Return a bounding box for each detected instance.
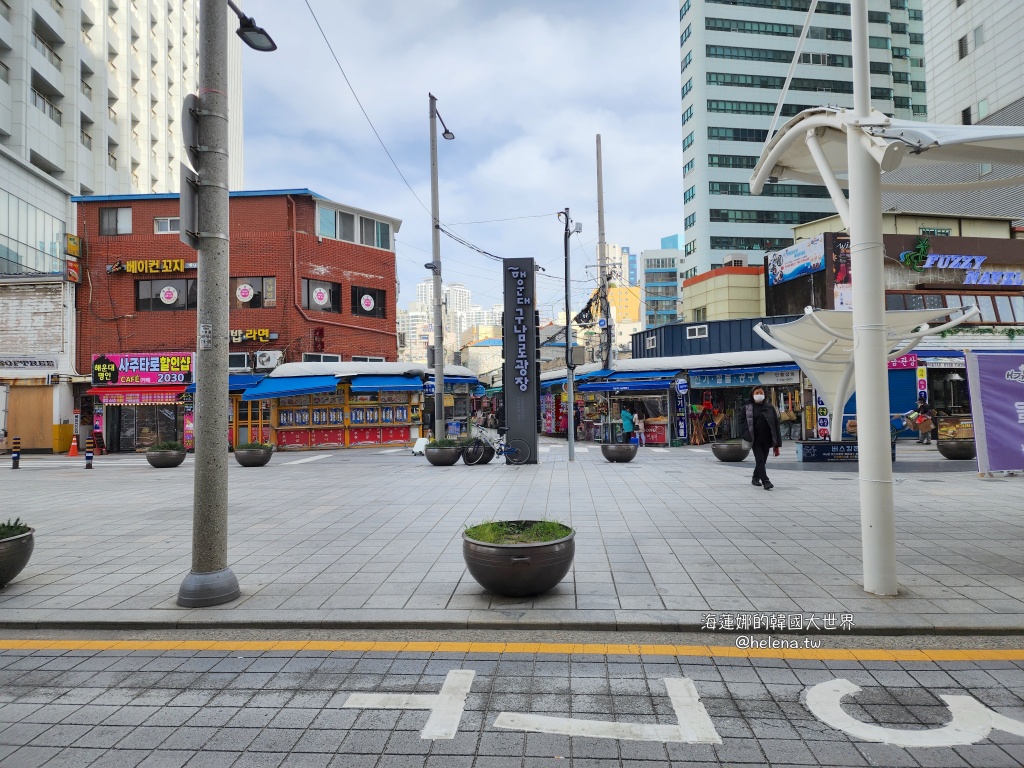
[754,307,979,441]
[750,107,1024,228]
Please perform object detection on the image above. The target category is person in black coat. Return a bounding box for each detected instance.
[740,386,783,490]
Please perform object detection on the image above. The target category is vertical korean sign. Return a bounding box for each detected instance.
[966,352,1024,473]
[502,258,538,463]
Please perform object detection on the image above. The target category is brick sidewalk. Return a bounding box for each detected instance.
[2,440,1023,632]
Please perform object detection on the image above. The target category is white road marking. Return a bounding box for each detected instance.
[573,446,589,453]
[650,447,669,453]
[805,678,1024,748]
[343,670,475,739]
[539,446,552,453]
[377,448,404,454]
[689,448,710,453]
[282,456,329,466]
[494,678,721,744]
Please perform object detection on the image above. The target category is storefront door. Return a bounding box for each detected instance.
[235,398,272,446]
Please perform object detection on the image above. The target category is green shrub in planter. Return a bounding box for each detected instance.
[0,519,31,541]
[0,518,35,588]
[427,438,461,448]
[235,442,272,450]
[149,441,186,452]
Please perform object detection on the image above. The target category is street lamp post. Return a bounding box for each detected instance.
[177,1,275,608]
[428,93,454,439]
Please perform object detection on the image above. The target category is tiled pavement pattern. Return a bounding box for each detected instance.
[5,645,1024,767]
[3,440,1024,631]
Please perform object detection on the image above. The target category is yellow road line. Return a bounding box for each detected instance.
[0,639,1023,662]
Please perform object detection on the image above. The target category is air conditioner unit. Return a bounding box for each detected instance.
[228,352,250,372]
[255,350,284,370]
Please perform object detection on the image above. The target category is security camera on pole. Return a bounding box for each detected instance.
[177,1,275,608]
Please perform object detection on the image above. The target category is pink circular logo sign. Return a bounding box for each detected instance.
[159,286,179,304]
[236,283,254,302]
[360,294,375,312]
[312,287,329,306]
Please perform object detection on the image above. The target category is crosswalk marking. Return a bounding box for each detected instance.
[377,448,404,454]
[650,447,669,453]
[282,455,329,466]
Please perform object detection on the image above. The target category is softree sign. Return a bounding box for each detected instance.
[502,259,538,463]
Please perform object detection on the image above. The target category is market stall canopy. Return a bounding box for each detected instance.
[750,107,1024,228]
[263,361,478,380]
[348,375,422,393]
[240,375,341,401]
[613,349,793,373]
[184,374,263,394]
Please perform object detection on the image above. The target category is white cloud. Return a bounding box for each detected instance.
[242,0,683,311]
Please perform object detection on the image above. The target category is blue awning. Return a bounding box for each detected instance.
[578,379,675,393]
[240,375,340,401]
[349,375,423,392]
[542,378,567,389]
[607,370,682,380]
[185,374,265,394]
[577,369,613,381]
[428,376,480,385]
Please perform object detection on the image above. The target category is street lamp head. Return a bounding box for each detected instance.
[227,1,277,52]
[442,129,455,141]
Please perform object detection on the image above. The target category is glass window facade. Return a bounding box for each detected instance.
[0,190,66,276]
[301,278,342,313]
[136,279,199,312]
[229,277,277,309]
[708,72,853,94]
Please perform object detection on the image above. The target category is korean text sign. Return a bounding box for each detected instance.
[91,352,194,385]
[502,258,538,463]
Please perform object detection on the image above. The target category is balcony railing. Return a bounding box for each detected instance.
[108,104,116,119]
[30,88,62,125]
[81,79,92,98]
[81,28,92,46]
[0,0,11,22]
[48,0,63,14]
[107,152,117,169]
[32,33,63,68]
[0,61,9,85]
[80,130,92,149]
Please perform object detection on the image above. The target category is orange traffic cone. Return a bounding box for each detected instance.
[67,435,79,457]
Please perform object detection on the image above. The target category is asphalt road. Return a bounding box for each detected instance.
[3,629,1024,767]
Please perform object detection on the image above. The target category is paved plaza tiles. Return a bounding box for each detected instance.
[3,437,1023,633]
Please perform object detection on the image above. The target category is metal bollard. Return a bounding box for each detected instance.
[11,437,19,469]
[85,437,94,470]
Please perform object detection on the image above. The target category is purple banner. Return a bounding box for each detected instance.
[966,352,1024,473]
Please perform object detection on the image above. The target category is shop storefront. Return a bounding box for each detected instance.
[86,352,193,452]
[182,374,267,449]
[424,376,476,438]
[241,373,424,450]
[687,365,803,443]
[577,372,680,445]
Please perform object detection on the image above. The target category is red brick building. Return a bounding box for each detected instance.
[71,189,402,451]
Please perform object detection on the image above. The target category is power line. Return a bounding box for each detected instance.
[446,213,559,226]
[302,0,430,217]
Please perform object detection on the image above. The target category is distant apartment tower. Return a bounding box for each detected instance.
[641,235,685,328]
[679,0,926,276]
[882,0,1024,218]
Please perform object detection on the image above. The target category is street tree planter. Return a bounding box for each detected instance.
[0,521,34,589]
[601,443,638,463]
[234,445,273,467]
[425,439,463,466]
[936,441,977,461]
[462,520,575,598]
[145,448,187,468]
[711,441,751,462]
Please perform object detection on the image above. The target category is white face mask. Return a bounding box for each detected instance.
[753,394,765,403]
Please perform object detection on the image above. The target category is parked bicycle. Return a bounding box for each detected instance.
[464,426,531,465]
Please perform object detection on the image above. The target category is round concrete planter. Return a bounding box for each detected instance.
[600,444,638,463]
[711,441,751,462]
[464,444,495,465]
[146,450,186,468]
[936,441,977,461]
[0,529,34,588]
[234,448,273,467]
[425,446,463,466]
[463,522,575,598]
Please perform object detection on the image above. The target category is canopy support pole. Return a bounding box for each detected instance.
[805,131,851,228]
[849,0,897,596]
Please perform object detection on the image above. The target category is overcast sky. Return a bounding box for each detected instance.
[241,0,682,318]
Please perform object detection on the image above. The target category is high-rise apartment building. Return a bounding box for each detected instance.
[641,235,685,328]
[1,0,243,454]
[881,0,1024,218]
[679,0,926,277]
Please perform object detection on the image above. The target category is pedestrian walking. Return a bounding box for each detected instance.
[620,405,634,444]
[634,408,646,446]
[914,394,934,444]
[741,386,782,490]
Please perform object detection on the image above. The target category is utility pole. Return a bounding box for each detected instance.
[560,209,579,462]
[178,0,237,607]
[596,135,611,369]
